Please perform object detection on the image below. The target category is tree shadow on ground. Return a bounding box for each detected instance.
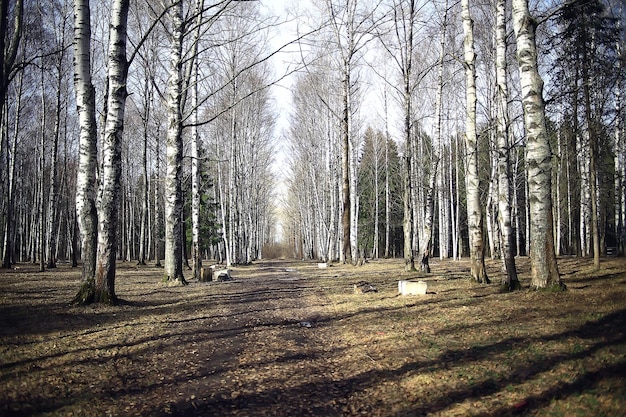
[163,308,626,416]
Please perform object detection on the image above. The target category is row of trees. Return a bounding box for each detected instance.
[0,0,280,303]
[0,0,624,303]
[284,0,624,290]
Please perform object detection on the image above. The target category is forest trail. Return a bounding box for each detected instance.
[0,260,353,416]
[1,257,626,416]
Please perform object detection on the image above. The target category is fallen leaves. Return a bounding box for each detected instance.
[1,258,625,416]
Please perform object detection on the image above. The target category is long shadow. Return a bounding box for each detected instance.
[156,308,626,417]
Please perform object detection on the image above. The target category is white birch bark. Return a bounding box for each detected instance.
[190,0,204,279]
[154,126,163,267]
[420,0,447,272]
[495,0,519,289]
[138,75,151,265]
[72,0,99,302]
[400,0,416,270]
[2,67,22,268]
[616,29,624,255]
[163,0,186,284]
[46,31,66,269]
[512,0,563,290]
[461,0,488,282]
[0,0,23,269]
[383,89,391,259]
[39,67,45,273]
[94,0,130,303]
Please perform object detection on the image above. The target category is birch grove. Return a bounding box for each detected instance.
[0,0,624,298]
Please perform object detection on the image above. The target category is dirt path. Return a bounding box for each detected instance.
[2,257,626,416]
[0,260,349,417]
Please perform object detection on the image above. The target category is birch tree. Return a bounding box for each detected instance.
[384,0,419,271]
[163,0,186,285]
[419,0,448,273]
[0,0,23,269]
[494,0,519,290]
[72,0,100,302]
[322,0,382,264]
[93,0,130,303]
[512,0,564,290]
[461,0,488,283]
[45,3,71,269]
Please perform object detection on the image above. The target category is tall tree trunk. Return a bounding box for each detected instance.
[495,0,519,290]
[93,0,130,304]
[154,129,163,267]
[163,0,186,285]
[401,0,416,271]
[39,67,46,273]
[190,0,204,279]
[46,31,67,269]
[383,89,391,259]
[461,0,488,282]
[512,0,564,290]
[420,0,447,272]
[341,61,352,264]
[2,58,23,269]
[616,32,624,256]
[138,76,150,265]
[73,0,100,303]
[0,0,23,269]
[582,47,600,269]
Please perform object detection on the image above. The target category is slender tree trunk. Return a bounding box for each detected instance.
[137,76,149,265]
[582,48,600,269]
[163,0,186,284]
[401,0,416,271]
[512,0,564,290]
[373,137,380,259]
[190,0,204,279]
[93,0,130,304]
[2,61,23,269]
[73,0,100,303]
[616,33,624,256]
[0,0,23,269]
[495,0,519,290]
[46,34,67,269]
[384,90,391,259]
[154,129,163,267]
[461,0,488,283]
[39,67,46,273]
[341,61,352,264]
[420,0,447,272]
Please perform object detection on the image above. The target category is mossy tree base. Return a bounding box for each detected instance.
[72,281,118,306]
[500,280,523,292]
[533,281,568,292]
[471,275,491,284]
[164,275,188,287]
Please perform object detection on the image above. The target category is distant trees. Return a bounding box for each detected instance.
[1,0,624,297]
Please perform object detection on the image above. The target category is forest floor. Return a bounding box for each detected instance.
[0,256,625,417]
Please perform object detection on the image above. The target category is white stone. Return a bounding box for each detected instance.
[399,280,428,295]
[317,263,328,269]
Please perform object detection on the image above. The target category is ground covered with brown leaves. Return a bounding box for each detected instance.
[1,257,625,416]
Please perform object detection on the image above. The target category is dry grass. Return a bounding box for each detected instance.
[0,257,625,416]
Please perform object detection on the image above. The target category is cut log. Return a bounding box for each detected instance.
[215,269,231,281]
